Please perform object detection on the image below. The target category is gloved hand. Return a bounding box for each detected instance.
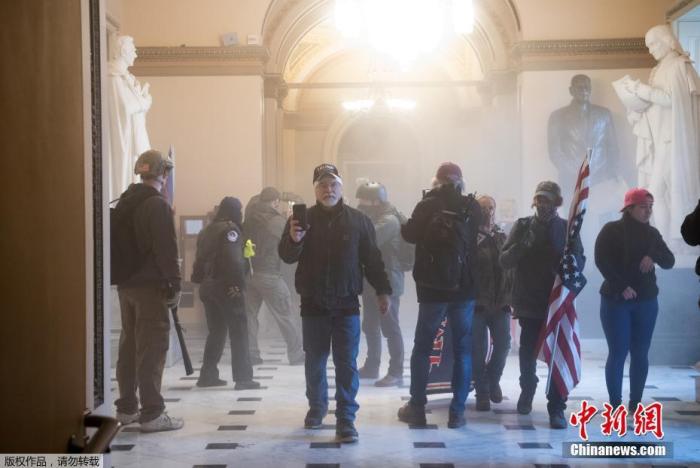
[166,289,182,308]
[227,285,242,299]
[522,227,536,249]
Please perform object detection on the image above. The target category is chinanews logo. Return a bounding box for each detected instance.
[564,401,673,459]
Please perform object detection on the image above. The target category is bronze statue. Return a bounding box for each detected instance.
[548,74,619,197]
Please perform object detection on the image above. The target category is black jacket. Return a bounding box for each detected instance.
[595,214,675,300]
[681,199,700,275]
[278,199,391,315]
[500,214,584,319]
[119,183,181,291]
[401,184,481,303]
[475,225,509,313]
[192,220,246,290]
[243,200,286,274]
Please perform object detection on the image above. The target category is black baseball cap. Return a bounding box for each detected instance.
[312,163,342,184]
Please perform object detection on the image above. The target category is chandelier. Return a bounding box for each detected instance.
[334,0,474,68]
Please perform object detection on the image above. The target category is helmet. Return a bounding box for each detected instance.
[134,150,174,179]
[355,181,388,203]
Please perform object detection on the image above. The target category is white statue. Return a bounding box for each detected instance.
[615,25,700,242]
[107,35,152,200]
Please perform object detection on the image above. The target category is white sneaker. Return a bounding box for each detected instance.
[139,413,184,433]
[116,412,139,425]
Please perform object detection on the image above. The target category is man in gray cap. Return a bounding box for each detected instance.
[279,163,392,444]
[243,187,304,365]
[499,180,584,429]
[112,149,184,433]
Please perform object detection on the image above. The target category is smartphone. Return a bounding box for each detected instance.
[292,203,307,228]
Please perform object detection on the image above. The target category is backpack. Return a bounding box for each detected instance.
[413,194,475,291]
[110,192,158,285]
[392,210,415,272]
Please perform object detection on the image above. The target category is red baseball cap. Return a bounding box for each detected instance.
[621,188,653,211]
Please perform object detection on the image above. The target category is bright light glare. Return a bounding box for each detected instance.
[387,98,417,110]
[342,99,375,111]
[452,0,474,34]
[334,0,473,67]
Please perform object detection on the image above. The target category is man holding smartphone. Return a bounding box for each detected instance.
[279,163,392,444]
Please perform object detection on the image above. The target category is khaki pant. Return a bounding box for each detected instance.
[115,286,170,422]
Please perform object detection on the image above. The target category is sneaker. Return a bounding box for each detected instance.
[489,382,503,403]
[517,390,535,415]
[116,412,139,425]
[475,395,491,412]
[549,410,567,429]
[304,408,327,429]
[358,366,379,379]
[397,402,427,426]
[196,377,227,388]
[234,380,262,390]
[336,420,358,443]
[140,413,184,433]
[447,411,466,429]
[374,375,402,387]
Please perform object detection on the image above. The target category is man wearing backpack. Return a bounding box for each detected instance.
[397,162,481,429]
[113,149,184,433]
[355,181,406,387]
[243,187,304,366]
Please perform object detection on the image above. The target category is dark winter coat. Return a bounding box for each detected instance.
[500,214,584,319]
[475,225,509,313]
[278,199,392,315]
[595,213,675,300]
[118,183,181,292]
[401,184,481,303]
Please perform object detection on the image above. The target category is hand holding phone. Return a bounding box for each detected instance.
[289,203,307,243]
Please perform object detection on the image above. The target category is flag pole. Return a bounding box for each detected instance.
[545,321,561,396]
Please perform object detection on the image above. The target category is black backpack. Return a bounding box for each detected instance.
[392,210,415,272]
[110,192,158,285]
[413,194,475,291]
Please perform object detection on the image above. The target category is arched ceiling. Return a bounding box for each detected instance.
[262,0,522,79]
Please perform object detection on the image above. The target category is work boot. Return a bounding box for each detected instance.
[304,408,327,429]
[549,409,567,429]
[374,374,402,387]
[397,402,427,426]
[140,413,184,433]
[489,382,503,403]
[358,366,379,379]
[447,411,466,429]
[335,420,358,443]
[517,389,535,415]
[475,394,491,411]
[234,380,261,390]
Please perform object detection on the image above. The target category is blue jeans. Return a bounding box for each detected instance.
[600,296,659,406]
[472,307,511,396]
[409,300,474,414]
[302,314,360,422]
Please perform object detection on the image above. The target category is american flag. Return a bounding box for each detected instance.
[536,151,591,398]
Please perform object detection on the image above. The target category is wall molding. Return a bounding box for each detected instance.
[513,37,655,70]
[132,45,270,76]
[667,0,700,20]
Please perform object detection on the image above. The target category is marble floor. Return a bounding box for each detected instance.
[109,333,700,468]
